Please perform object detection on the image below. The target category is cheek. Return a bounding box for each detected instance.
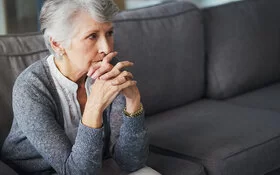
[110,38,114,49]
[84,47,99,62]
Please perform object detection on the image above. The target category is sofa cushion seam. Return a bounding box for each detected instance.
[223,134,280,160]
[0,32,42,37]
[0,49,49,57]
[113,8,199,23]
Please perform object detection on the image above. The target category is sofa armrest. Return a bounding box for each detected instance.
[0,160,18,175]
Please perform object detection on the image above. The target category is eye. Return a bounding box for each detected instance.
[88,33,97,39]
[106,30,114,37]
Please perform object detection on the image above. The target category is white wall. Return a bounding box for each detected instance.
[125,0,243,9]
[0,0,7,35]
[179,0,242,8]
[125,0,164,9]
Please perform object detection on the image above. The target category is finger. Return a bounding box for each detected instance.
[117,80,137,91]
[111,71,134,85]
[87,62,102,77]
[91,63,113,79]
[102,51,118,64]
[91,52,117,79]
[114,61,134,71]
[100,61,134,80]
[100,67,120,80]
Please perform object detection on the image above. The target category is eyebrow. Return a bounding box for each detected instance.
[85,26,114,35]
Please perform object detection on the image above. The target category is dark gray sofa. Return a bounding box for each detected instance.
[1,0,280,174]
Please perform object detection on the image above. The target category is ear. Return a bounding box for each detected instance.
[49,37,65,54]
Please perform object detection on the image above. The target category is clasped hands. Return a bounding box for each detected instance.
[82,52,141,128]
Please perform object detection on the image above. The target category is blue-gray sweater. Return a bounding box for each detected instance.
[1,58,148,174]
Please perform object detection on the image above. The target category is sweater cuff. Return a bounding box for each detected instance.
[122,112,146,133]
[73,121,104,156]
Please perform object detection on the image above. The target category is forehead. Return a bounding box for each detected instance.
[72,11,113,36]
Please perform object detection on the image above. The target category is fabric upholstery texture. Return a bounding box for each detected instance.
[101,152,206,175]
[205,0,280,99]
[147,151,206,175]
[0,33,49,149]
[113,1,205,115]
[227,83,280,113]
[266,168,280,175]
[0,160,17,175]
[1,0,280,174]
[146,99,280,175]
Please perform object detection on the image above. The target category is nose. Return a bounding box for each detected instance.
[98,36,111,57]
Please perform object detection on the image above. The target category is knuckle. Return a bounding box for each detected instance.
[115,79,121,84]
[117,62,125,67]
[116,62,122,67]
[122,70,128,75]
[112,67,120,74]
[106,63,113,69]
[121,76,127,82]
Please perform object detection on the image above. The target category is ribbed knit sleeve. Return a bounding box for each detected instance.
[110,95,149,172]
[11,66,104,175]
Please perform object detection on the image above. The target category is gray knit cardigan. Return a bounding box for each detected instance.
[1,58,148,175]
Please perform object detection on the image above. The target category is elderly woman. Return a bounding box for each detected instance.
[1,0,160,174]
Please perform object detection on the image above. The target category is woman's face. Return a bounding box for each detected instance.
[64,11,114,77]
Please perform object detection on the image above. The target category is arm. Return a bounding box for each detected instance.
[110,95,149,172]
[13,78,103,175]
[88,54,148,171]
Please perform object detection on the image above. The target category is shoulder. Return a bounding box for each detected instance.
[14,57,52,89]
[13,57,55,101]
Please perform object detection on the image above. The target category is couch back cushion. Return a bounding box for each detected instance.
[0,33,49,148]
[205,0,280,99]
[114,1,205,115]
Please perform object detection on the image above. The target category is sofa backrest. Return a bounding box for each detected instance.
[204,0,280,99]
[114,1,205,116]
[0,33,49,149]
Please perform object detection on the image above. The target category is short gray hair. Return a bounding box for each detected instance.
[40,0,119,57]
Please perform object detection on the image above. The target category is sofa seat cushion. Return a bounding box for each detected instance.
[266,168,280,175]
[146,99,280,175]
[0,160,17,175]
[101,152,206,175]
[227,83,280,113]
[147,152,205,175]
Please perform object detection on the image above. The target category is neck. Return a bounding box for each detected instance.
[54,56,87,85]
[76,75,87,88]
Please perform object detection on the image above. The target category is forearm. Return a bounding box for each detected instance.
[13,91,104,175]
[113,113,149,172]
[64,121,104,175]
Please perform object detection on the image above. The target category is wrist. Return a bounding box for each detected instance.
[124,103,144,118]
[125,95,141,113]
[82,107,103,128]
